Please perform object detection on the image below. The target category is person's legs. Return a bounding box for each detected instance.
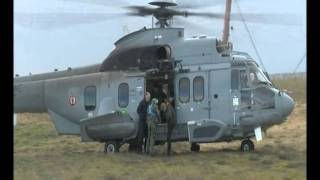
[136,119,144,153]
[146,120,151,154]
[143,122,148,153]
[167,124,173,156]
[149,119,156,154]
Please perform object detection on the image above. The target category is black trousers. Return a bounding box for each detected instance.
[167,123,175,155]
[135,119,147,152]
[143,122,148,152]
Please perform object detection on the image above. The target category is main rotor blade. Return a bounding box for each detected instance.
[124,6,157,16]
[174,17,217,33]
[230,13,302,26]
[61,0,129,7]
[185,12,302,26]
[175,0,231,9]
[14,12,125,29]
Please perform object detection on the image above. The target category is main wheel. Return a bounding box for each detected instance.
[104,141,120,154]
[240,139,254,152]
[190,143,200,152]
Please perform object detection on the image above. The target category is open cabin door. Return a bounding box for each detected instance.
[80,73,145,142]
[116,75,145,118]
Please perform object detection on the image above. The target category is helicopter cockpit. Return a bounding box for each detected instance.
[247,62,272,87]
[231,60,276,111]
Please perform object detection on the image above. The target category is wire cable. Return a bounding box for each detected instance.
[234,0,267,72]
[293,52,306,73]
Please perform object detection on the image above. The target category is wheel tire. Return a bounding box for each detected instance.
[240,139,255,152]
[104,141,119,154]
[190,143,200,152]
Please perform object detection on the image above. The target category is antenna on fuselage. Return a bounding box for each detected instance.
[222,0,232,44]
[216,0,233,53]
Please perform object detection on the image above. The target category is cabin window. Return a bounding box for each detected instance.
[193,76,204,102]
[179,77,190,103]
[84,86,96,111]
[231,69,239,90]
[118,83,129,108]
[240,70,249,89]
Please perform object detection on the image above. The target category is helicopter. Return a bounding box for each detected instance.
[14,0,295,153]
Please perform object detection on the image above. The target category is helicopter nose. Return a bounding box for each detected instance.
[280,92,295,118]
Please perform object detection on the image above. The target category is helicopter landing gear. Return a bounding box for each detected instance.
[104,141,120,154]
[240,139,255,152]
[190,143,200,152]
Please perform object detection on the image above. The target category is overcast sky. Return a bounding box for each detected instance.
[14,0,306,75]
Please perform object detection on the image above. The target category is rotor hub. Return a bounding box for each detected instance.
[149,1,178,28]
[149,0,177,7]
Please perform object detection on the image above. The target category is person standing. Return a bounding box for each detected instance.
[146,98,160,155]
[158,84,169,123]
[160,99,177,156]
[136,92,151,153]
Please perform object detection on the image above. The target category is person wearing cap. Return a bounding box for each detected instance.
[145,98,160,155]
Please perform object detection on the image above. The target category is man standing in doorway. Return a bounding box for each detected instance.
[136,92,151,153]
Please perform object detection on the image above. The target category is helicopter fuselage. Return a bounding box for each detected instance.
[14,27,294,148]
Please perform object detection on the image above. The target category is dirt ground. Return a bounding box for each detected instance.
[14,77,306,180]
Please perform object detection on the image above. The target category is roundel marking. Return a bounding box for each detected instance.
[69,95,76,106]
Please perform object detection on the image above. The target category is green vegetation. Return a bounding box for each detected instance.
[14,76,306,180]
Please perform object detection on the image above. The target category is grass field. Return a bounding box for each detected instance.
[14,76,306,180]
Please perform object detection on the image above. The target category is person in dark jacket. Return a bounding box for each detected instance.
[136,92,151,153]
[160,99,177,156]
[158,84,169,123]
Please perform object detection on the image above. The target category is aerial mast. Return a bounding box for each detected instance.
[222,0,232,44]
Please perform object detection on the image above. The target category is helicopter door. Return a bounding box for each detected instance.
[175,72,209,123]
[209,69,233,123]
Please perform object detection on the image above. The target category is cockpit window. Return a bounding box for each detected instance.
[231,69,239,90]
[240,70,249,89]
[231,69,249,90]
[247,63,271,86]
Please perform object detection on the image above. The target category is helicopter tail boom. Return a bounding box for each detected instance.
[14,63,101,83]
[14,80,46,113]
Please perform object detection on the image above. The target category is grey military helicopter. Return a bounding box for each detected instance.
[14,0,295,153]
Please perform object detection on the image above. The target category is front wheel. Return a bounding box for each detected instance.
[240,139,255,152]
[104,141,120,154]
